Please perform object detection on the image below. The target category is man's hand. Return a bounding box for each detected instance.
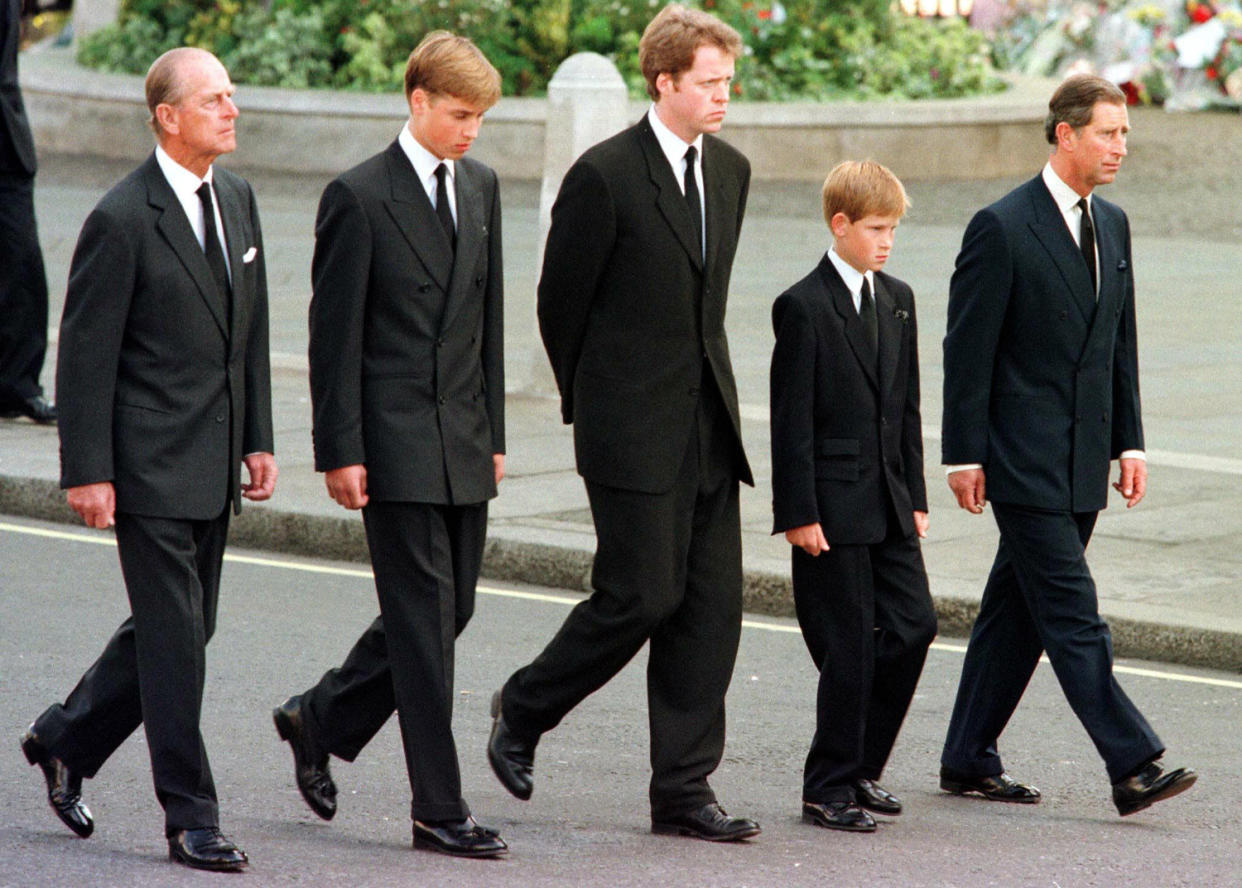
[1114,457,1147,508]
[325,464,368,510]
[785,522,829,556]
[242,452,278,501]
[948,468,987,514]
[67,482,116,529]
[493,453,505,486]
[913,510,929,538]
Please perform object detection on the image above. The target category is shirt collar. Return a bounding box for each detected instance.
[155,143,213,197]
[399,122,454,187]
[1042,161,1089,215]
[826,245,871,297]
[647,105,703,174]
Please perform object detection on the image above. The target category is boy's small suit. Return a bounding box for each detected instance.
[769,252,936,805]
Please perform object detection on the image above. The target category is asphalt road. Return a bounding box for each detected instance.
[2,514,1240,887]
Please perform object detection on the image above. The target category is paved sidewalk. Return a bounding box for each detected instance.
[2,105,1241,669]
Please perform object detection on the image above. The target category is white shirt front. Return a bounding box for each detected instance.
[398,123,456,225]
[155,144,231,284]
[647,106,705,257]
[825,245,873,315]
[1041,161,1097,297]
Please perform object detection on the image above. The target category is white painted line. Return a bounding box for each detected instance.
[4,520,1240,690]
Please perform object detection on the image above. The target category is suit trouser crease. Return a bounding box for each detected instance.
[503,390,743,818]
[792,531,935,803]
[34,511,228,833]
[360,500,485,821]
[0,174,49,403]
[941,503,1163,783]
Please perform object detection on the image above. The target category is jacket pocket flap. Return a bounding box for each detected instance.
[818,438,860,457]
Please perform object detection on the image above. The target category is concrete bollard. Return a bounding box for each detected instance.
[71,0,121,42]
[515,52,630,396]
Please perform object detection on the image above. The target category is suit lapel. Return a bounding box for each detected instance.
[439,160,486,333]
[637,120,704,272]
[382,142,454,292]
[216,173,248,349]
[145,155,229,338]
[874,275,902,398]
[1026,177,1096,323]
[703,139,728,276]
[818,257,878,391]
[1080,199,1124,359]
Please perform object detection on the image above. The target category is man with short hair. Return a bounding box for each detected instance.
[272,31,507,859]
[487,4,759,842]
[939,74,1196,817]
[21,47,275,871]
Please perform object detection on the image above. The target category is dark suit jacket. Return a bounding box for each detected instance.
[770,256,926,544]
[57,153,274,518]
[941,175,1142,513]
[308,141,504,506]
[537,117,751,494]
[0,0,36,176]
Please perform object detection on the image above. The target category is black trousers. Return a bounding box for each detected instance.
[0,172,49,405]
[302,500,486,822]
[33,510,229,834]
[941,503,1163,784]
[502,390,744,819]
[792,526,936,804]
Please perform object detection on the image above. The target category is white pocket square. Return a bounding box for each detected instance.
[242,246,258,263]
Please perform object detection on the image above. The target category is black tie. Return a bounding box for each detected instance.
[683,145,703,259]
[195,182,231,306]
[859,275,878,353]
[434,163,455,252]
[1077,197,1096,296]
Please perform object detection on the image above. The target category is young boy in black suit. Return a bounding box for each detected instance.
[769,160,937,833]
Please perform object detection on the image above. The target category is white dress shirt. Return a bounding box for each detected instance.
[825,245,873,314]
[398,123,456,225]
[647,106,705,257]
[155,144,231,284]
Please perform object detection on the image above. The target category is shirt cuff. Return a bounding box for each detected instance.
[1118,450,1145,461]
[945,463,983,475]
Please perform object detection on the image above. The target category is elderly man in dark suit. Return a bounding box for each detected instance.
[19,47,274,872]
[487,4,758,843]
[939,74,1195,818]
[0,0,55,422]
[271,32,507,860]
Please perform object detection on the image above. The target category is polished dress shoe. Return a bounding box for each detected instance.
[853,778,902,815]
[1113,761,1196,816]
[273,696,337,820]
[412,816,508,858]
[487,690,536,800]
[940,766,1041,803]
[20,728,94,838]
[652,802,761,841]
[802,800,877,832]
[168,827,248,871]
[0,395,57,423]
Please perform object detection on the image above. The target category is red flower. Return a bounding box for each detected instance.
[733,81,742,95]
[758,8,772,19]
[1119,80,1141,104]
[1207,65,1219,78]
[1190,3,1214,24]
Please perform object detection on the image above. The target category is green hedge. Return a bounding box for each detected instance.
[77,0,1004,101]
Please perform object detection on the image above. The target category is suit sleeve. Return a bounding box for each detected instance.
[308,178,372,472]
[241,180,274,456]
[769,291,820,533]
[483,167,505,454]
[536,159,616,423]
[55,205,136,489]
[1110,211,1143,455]
[900,286,928,512]
[941,207,1011,466]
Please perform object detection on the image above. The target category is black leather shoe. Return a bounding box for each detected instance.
[1113,761,1196,816]
[487,690,536,800]
[853,778,902,816]
[168,827,248,872]
[20,728,94,838]
[940,766,1041,803]
[413,817,508,858]
[802,800,877,832]
[273,696,337,820]
[0,395,57,423]
[652,802,761,841]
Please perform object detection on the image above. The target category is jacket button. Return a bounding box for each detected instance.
[475,276,484,286]
[1059,310,1068,320]
[215,414,225,423]
[688,387,700,396]
[438,396,446,405]
[418,283,430,293]
[1102,412,1109,422]
[437,337,444,347]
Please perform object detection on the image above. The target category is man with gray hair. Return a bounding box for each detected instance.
[19,47,274,871]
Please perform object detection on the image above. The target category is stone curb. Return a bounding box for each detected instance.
[5,473,1238,673]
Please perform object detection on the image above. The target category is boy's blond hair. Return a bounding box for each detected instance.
[404,31,501,108]
[822,160,910,225]
[638,4,743,101]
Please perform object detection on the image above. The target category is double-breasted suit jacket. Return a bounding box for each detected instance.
[770,256,926,543]
[309,141,504,503]
[941,175,1142,511]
